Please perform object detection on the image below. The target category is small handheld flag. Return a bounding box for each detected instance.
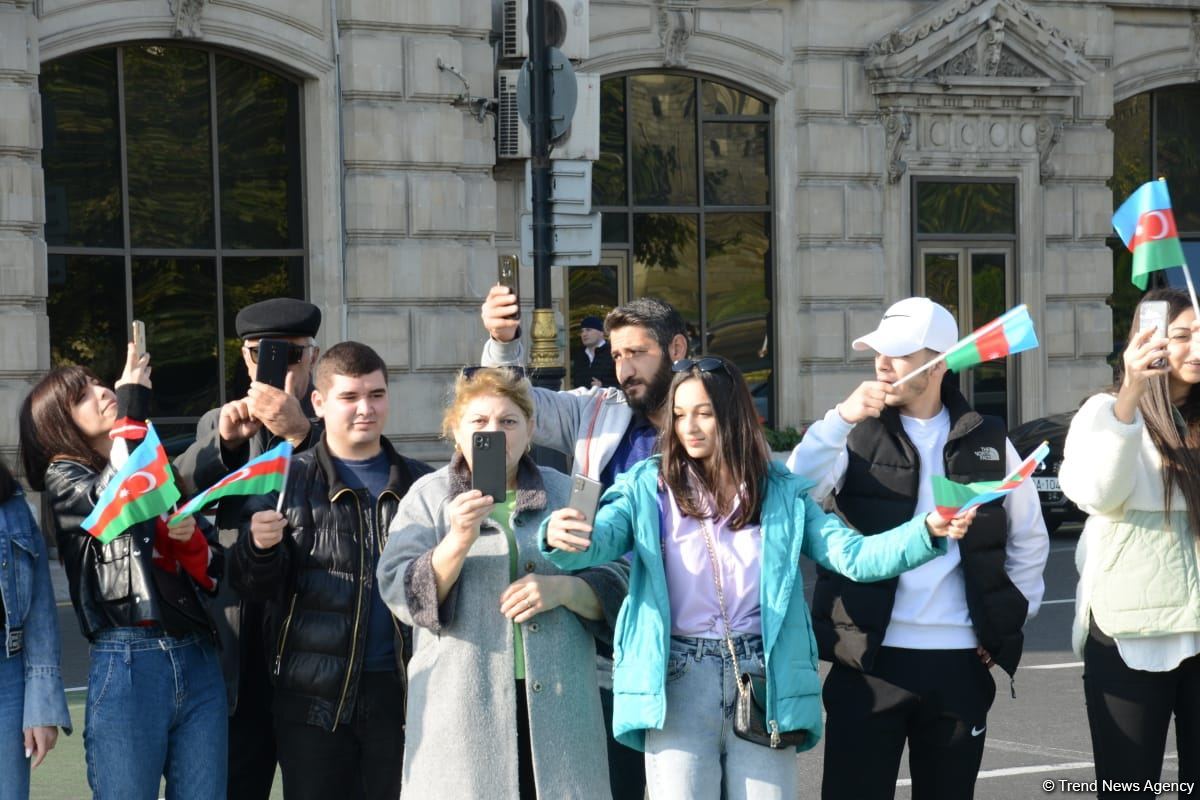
[81,423,181,544]
[1112,180,1188,291]
[168,442,292,525]
[931,441,1050,520]
[893,305,1039,387]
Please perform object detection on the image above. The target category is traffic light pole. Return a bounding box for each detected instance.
[526,0,565,389]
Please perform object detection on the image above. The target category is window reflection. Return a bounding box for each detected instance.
[705,213,770,366]
[701,82,767,117]
[916,182,1015,235]
[593,78,627,208]
[47,255,127,382]
[221,257,306,399]
[1154,85,1200,233]
[633,213,700,339]
[971,252,1008,421]
[631,75,697,206]
[704,123,769,206]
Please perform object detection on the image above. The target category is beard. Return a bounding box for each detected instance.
[623,356,674,417]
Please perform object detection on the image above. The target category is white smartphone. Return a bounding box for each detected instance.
[1138,300,1169,369]
[131,320,147,358]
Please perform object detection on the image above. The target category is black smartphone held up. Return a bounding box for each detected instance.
[255,338,290,390]
[498,254,519,319]
[471,431,508,502]
[567,474,603,534]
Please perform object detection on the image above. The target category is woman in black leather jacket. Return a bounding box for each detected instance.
[18,343,227,800]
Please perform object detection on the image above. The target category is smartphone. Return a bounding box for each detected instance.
[471,431,507,502]
[567,474,602,534]
[255,338,290,390]
[1139,300,1170,369]
[131,320,147,358]
[498,254,519,319]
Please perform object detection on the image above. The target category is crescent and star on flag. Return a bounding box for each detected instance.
[117,470,159,501]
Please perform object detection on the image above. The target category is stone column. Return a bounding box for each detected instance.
[0,0,46,469]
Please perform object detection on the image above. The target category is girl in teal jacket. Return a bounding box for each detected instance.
[543,357,974,800]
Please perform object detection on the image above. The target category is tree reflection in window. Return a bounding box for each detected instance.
[40,45,305,437]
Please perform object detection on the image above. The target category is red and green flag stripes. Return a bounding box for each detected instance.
[931,441,1050,519]
[168,441,292,525]
[943,305,1039,373]
[1112,180,1189,290]
[81,423,181,545]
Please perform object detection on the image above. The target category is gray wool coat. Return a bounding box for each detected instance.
[377,454,626,800]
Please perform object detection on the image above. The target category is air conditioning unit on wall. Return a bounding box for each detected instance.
[501,0,589,62]
[496,70,600,160]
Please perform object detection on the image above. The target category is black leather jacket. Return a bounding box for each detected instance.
[230,435,431,731]
[45,388,223,641]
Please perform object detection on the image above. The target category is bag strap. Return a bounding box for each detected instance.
[698,516,747,697]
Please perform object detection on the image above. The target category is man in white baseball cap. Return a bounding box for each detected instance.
[787,297,1049,800]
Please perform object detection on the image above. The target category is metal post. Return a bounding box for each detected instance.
[526,0,565,388]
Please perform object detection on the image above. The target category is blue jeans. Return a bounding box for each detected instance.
[84,627,227,800]
[644,635,798,800]
[0,652,30,800]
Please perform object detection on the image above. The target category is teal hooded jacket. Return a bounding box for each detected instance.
[540,456,946,752]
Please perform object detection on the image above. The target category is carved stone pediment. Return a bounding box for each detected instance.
[868,0,1093,95]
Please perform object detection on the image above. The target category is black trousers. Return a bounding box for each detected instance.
[1083,624,1200,798]
[274,670,406,800]
[227,603,276,800]
[821,647,997,800]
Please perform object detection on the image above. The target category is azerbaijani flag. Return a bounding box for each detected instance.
[1112,180,1188,290]
[168,442,292,525]
[943,305,1039,372]
[931,441,1050,519]
[81,423,181,544]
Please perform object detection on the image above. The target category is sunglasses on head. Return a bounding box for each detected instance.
[460,365,530,380]
[244,343,313,365]
[671,357,727,374]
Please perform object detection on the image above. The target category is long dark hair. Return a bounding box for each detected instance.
[660,357,769,530]
[1114,288,1200,536]
[0,459,16,504]
[19,366,108,491]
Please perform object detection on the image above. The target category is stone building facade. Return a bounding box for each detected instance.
[0,0,1196,464]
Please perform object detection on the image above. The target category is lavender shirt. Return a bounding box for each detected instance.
[660,486,763,638]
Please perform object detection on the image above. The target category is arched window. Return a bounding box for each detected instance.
[1109,85,1200,367]
[568,73,773,422]
[40,43,304,448]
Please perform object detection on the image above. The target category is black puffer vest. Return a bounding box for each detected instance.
[811,383,1028,677]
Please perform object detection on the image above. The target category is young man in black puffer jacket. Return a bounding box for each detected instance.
[230,341,431,800]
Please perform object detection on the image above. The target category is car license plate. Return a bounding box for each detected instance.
[1033,477,1059,492]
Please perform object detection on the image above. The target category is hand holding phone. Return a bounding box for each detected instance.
[254,339,291,390]
[132,320,147,358]
[497,255,519,320]
[1138,300,1170,370]
[566,475,602,534]
[471,431,508,503]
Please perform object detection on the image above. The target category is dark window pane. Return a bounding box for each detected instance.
[633,214,699,346]
[593,78,627,207]
[703,123,768,206]
[601,212,627,244]
[630,75,697,206]
[132,257,218,417]
[923,251,960,321]
[221,257,305,400]
[971,252,1008,423]
[916,182,1015,235]
[1155,86,1200,232]
[216,56,303,249]
[567,264,620,387]
[40,50,123,247]
[704,213,771,421]
[47,255,126,382]
[701,81,767,117]
[1109,94,1151,223]
[125,45,214,248]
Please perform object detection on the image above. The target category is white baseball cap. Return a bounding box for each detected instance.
[852,297,959,357]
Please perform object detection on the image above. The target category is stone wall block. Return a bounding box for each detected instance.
[340,32,405,97]
[0,233,43,297]
[385,374,451,439]
[1043,185,1074,239]
[1075,302,1113,359]
[347,307,411,368]
[795,185,844,239]
[845,184,882,240]
[796,246,883,298]
[846,306,884,361]
[1042,246,1112,297]
[347,242,496,300]
[1052,126,1112,182]
[1075,184,1113,240]
[339,0,462,30]
[797,122,882,178]
[412,307,490,369]
[0,306,41,371]
[797,307,846,361]
[1043,302,1075,358]
[0,8,36,74]
[406,36,464,101]
[1044,361,1113,413]
[794,59,842,115]
[410,172,496,237]
[345,171,407,235]
[0,159,43,226]
[344,103,492,168]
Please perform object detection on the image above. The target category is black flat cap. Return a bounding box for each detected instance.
[235,298,321,339]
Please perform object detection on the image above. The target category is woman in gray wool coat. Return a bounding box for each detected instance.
[377,367,628,800]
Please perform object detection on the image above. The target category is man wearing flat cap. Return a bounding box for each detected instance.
[175,297,324,800]
[571,315,618,389]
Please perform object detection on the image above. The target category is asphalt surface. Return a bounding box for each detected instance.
[50,524,1161,799]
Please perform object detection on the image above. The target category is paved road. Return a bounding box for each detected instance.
[50,524,1147,798]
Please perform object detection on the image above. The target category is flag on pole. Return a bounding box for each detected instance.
[931,441,1050,519]
[81,423,181,544]
[1112,180,1188,290]
[168,441,292,525]
[943,305,1039,373]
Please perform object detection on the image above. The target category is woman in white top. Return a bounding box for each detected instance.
[1059,288,1200,795]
